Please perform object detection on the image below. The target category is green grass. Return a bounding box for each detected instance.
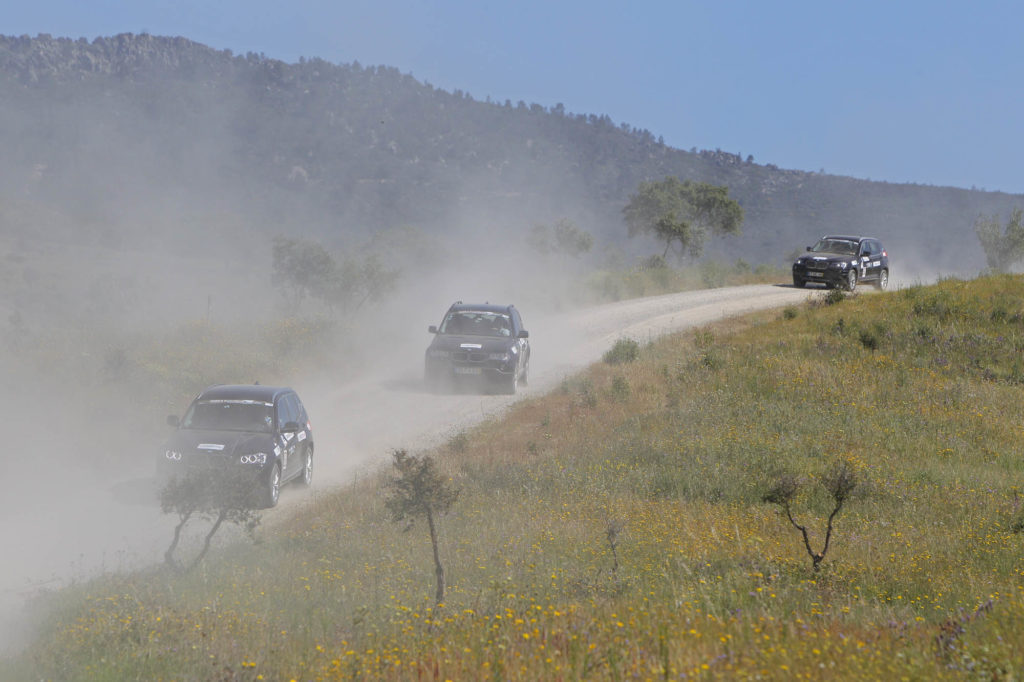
[579,259,786,304]
[9,274,1024,680]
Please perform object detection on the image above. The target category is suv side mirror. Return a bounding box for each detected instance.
[167,415,180,427]
[428,325,438,334]
[517,330,529,339]
[806,246,812,251]
[282,421,301,433]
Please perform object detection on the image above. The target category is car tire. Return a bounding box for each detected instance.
[297,447,313,487]
[845,270,858,291]
[793,278,805,288]
[505,370,519,395]
[261,463,281,508]
[875,269,889,290]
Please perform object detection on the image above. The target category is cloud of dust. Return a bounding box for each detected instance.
[0,56,613,656]
[0,40,993,657]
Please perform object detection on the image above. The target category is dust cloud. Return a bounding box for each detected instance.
[0,151,608,654]
[0,231,969,656]
[0,54,987,658]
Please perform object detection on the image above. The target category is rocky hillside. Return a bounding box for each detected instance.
[1,32,1020,273]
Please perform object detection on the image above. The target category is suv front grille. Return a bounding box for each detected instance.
[453,351,486,362]
[186,453,233,470]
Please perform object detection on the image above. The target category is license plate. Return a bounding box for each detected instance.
[808,272,823,277]
[454,366,481,375]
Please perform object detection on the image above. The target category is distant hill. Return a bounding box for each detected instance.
[1,32,1020,276]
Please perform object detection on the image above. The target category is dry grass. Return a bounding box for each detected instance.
[9,275,1024,680]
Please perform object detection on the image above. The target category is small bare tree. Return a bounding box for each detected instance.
[605,519,623,578]
[159,474,261,572]
[763,461,857,571]
[385,449,460,604]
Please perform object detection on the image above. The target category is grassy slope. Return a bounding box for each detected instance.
[9,275,1024,680]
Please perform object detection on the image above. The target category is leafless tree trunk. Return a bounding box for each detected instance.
[189,508,228,571]
[164,510,193,569]
[426,507,445,603]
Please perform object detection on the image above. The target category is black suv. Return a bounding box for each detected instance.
[792,235,889,291]
[425,302,530,394]
[158,385,314,508]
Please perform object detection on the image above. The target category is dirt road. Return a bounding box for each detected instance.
[0,283,810,653]
[310,284,812,480]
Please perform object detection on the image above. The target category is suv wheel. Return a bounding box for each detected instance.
[875,269,889,290]
[793,277,805,288]
[261,463,281,508]
[505,370,519,395]
[845,270,858,292]
[298,447,313,487]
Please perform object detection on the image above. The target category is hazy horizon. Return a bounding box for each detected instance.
[7,1,1024,193]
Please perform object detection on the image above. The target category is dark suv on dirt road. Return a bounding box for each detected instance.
[792,235,889,291]
[425,302,530,394]
[157,384,314,508]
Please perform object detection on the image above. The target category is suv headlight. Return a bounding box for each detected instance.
[164,450,182,461]
[828,261,848,270]
[240,453,268,465]
[488,351,511,362]
[428,349,451,358]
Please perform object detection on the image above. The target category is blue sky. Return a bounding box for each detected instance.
[8,1,1024,193]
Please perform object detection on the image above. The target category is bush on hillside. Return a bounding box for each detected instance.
[603,338,640,365]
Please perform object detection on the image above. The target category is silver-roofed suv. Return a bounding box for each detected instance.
[158,384,314,508]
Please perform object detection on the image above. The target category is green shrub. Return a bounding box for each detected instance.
[610,375,631,402]
[603,338,640,364]
[858,329,879,351]
[823,287,847,305]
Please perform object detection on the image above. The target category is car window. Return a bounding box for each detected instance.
[277,394,299,429]
[440,311,512,337]
[184,400,273,432]
[812,239,857,255]
[292,395,307,423]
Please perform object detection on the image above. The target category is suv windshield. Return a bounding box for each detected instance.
[182,400,274,432]
[811,239,858,255]
[440,311,512,337]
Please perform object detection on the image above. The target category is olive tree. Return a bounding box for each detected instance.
[272,236,399,313]
[528,218,594,259]
[384,449,460,604]
[271,236,336,308]
[623,177,743,259]
[159,474,260,572]
[974,208,1024,272]
[322,253,399,314]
